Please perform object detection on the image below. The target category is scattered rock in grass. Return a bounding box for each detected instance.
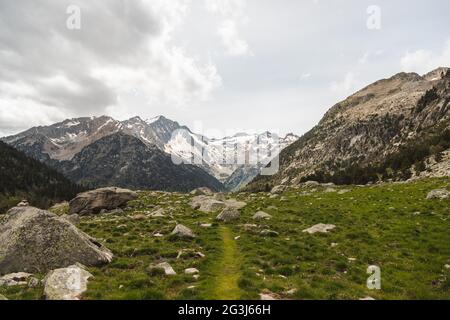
[193,275,200,280]
[132,214,146,220]
[190,187,214,196]
[325,188,336,193]
[348,257,356,262]
[253,211,272,220]
[224,199,247,210]
[242,224,258,231]
[260,229,279,237]
[259,290,280,300]
[0,272,33,286]
[0,294,7,300]
[285,288,298,295]
[150,208,165,218]
[234,236,240,240]
[303,223,336,234]
[359,296,376,300]
[445,264,450,269]
[200,223,212,228]
[44,264,93,300]
[331,242,338,247]
[69,187,138,215]
[171,224,196,239]
[185,268,199,275]
[338,189,350,195]
[148,262,177,276]
[191,196,226,212]
[303,181,320,188]
[426,189,450,200]
[0,206,113,275]
[153,233,164,237]
[271,185,287,194]
[216,208,240,222]
[177,249,205,259]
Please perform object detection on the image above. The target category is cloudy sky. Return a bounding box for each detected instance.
[0,0,449,137]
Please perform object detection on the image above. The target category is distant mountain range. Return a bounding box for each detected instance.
[2,114,298,191]
[247,67,450,190]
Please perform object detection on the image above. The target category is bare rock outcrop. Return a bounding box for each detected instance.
[69,187,138,215]
[0,206,113,275]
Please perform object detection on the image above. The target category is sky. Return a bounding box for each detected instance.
[0,0,449,138]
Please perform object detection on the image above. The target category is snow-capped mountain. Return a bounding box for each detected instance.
[2,115,298,190]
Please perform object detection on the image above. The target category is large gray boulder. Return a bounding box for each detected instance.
[0,206,113,275]
[44,264,93,300]
[69,187,138,215]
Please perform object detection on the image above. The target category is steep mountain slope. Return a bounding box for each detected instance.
[53,133,224,192]
[247,67,450,190]
[0,141,82,212]
[3,115,297,189]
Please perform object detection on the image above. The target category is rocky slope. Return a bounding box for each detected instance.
[53,133,224,192]
[247,67,450,190]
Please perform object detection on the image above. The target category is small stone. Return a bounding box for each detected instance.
[171,224,196,239]
[253,211,272,220]
[303,223,336,234]
[185,268,199,275]
[200,223,212,228]
[260,229,279,237]
[216,208,240,222]
[148,262,176,276]
[426,189,450,200]
[359,296,376,300]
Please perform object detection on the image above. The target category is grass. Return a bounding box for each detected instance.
[209,226,242,300]
[1,178,449,300]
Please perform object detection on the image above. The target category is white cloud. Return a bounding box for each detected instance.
[400,37,450,74]
[0,0,221,134]
[331,72,357,96]
[205,0,251,57]
[217,20,252,56]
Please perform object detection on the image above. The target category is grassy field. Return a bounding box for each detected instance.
[1,178,449,300]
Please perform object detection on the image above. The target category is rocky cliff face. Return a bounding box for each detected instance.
[247,67,450,190]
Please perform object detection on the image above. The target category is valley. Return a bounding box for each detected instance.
[1,178,449,300]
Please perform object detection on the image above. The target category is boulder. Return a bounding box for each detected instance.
[171,224,196,239]
[303,223,336,234]
[303,181,320,187]
[0,206,113,275]
[224,199,247,210]
[426,189,450,200]
[216,208,240,222]
[191,196,226,212]
[44,264,93,300]
[69,187,138,215]
[253,211,272,220]
[0,272,33,287]
[271,185,287,194]
[148,262,176,276]
[190,187,214,196]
